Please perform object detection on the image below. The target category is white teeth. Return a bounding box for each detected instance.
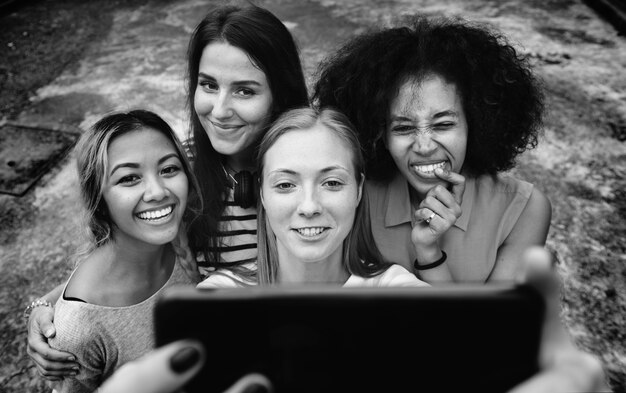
[413,161,445,174]
[137,206,173,221]
[297,227,325,237]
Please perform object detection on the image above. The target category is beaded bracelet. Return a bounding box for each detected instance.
[413,250,447,271]
[23,299,53,319]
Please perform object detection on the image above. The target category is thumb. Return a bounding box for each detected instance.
[42,321,56,339]
[223,373,273,393]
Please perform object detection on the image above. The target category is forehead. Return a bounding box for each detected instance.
[107,128,176,163]
[263,125,355,173]
[391,74,462,114]
[198,41,267,83]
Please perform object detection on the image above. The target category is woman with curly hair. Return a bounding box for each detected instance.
[314,15,552,283]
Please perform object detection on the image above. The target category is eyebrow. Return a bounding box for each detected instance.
[390,110,459,122]
[110,153,180,176]
[198,72,262,87]
[267,165,350,176]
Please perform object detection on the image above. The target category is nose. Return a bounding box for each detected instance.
[211,91,233,120]
[411,129,437,156]
[143,175,168,202]
[296,187,322,218]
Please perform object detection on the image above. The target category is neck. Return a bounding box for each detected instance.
[104,235,172,280]
[276,247,349,285]
[407,185,422,205]
[225,148,255,173]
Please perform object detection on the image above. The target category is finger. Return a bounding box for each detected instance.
[418,195,456,224]
[423,185,461,217]
[99,340,205,393]
[223,373,273,393]
[29,306,57,339]
[32,357,79,376]
[29,338,78,365]
[434,167,465,204]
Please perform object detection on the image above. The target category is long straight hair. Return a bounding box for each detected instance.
[256,107,391,285]
[185,4,309,265]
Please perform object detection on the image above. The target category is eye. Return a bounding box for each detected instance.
[161,165,181,177]
[390,125,415,135]
[433,122,456,131]
[199,79,218,91]
[323,179,345,189]
[117,174,140,185]
[275,182,295,191]
[234,87,255,97]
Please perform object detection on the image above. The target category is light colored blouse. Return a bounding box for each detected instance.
[50,259,194,392]
[366,171,533,283]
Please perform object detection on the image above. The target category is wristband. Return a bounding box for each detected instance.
[413,250,447,271]
[23,299,53,319]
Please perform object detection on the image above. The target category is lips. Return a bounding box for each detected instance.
[294,227,327,237]
[410,160,447,179]
[210,120,243,131]
[136,205,174,221]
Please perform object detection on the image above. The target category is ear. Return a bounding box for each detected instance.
[260,186,265,207]
[357,173,364,204]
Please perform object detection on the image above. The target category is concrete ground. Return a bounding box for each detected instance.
[1,0,625,391]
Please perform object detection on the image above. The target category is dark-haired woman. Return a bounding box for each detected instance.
[314,16,551,283]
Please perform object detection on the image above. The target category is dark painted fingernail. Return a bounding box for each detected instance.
[242,383,269,393]
[170,346,201,373]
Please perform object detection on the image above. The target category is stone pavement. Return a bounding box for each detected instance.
[1,0,626,391]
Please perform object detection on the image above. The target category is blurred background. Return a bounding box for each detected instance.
[1,0,624,391]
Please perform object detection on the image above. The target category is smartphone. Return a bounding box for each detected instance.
[154,284,544,393]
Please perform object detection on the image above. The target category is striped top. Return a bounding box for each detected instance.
[196,186,258,279]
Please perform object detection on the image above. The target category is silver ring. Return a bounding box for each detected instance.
[425,212,436,225]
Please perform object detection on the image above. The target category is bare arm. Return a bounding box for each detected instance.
[507,247,609,392]
[490,187,552,282]
[27,283,79,380]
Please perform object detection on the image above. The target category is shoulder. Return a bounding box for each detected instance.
[64,251,108,303]
[380,264,430,287]
[467,174,536,212]
[196,269,253,289]
[473,174,532,197]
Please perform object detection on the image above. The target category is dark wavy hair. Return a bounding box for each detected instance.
[313,15,544,181]
[75,109,202,253]
[256,107,391,284]
[185,4,309,265]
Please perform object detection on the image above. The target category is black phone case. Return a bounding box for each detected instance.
[155,284,544,393]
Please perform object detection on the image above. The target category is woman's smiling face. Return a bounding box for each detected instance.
[193,41,273,168]
[386,74,468,200]
[261,124,362,266]
[102,128,188,248]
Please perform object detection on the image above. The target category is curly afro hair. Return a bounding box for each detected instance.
[313,15,544,181]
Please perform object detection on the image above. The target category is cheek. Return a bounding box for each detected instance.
[175,178,189,207]
[332,192,359,227]
[262,191,290,225]
[238,100,272,126]
[385,136,407,162]
[193,91,210,115]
